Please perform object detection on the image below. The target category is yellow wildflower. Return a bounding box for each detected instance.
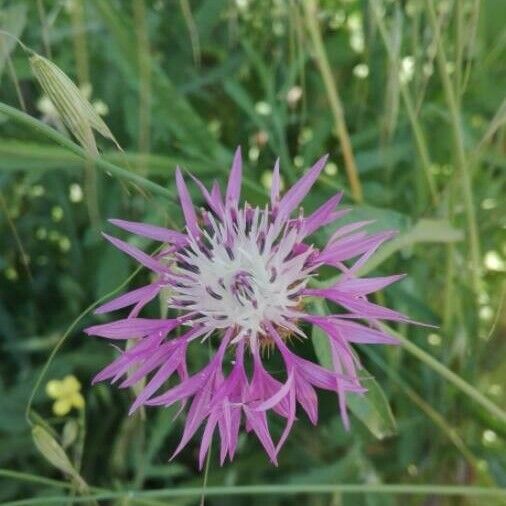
[46,375,85,416]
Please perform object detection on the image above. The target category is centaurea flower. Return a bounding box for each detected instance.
[86,149,411,467]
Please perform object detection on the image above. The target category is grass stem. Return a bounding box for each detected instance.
[302,0,363,202]
[0,101,173,200]
[425,0,481,294]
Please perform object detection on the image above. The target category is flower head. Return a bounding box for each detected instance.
[86,148,411,467]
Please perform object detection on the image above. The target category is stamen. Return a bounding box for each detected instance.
[206,286,223,300]
[225,245,235,260]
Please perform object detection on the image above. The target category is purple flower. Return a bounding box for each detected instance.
[86,148,410,467]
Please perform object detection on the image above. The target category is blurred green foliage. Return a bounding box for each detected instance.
[0,0,505,504]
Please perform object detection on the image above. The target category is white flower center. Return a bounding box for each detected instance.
[168,207,313,344]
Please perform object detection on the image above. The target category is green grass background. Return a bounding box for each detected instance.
[0,0,505,504]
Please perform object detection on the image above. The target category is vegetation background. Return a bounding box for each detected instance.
[0,0,505,504]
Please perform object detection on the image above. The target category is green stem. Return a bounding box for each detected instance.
[370,0,438,206]
[0,470,164,506]
[425,0,481,294]
[133,0,152,174]
[0,101,172,200]
[0,469,72,490]
[302,0,363,202]
[68,0,101,229]
[1,484,504,505]
[364,349,484,475]
[24,258,150,426]
[381,324,506,424]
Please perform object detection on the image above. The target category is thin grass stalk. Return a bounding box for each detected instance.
[425,0,481,295]
[179,0,201,67]
[0,470,165,506]
[381,323,506,424]
[443,242,456,334]
[302,0,363,202]
[133,0,152,175]
[381,5,401,143]
[370,0,438,206]
[0,101,173,199]
[455,0,464,101]
[0,484,505,504]
[413,4,443,116]
[69,0,100,228]
[460,0,481,98]
[0,191,32,281]
[6,53,26,111]
[292,2,308,125]
[200,434,212,506]
[364,348,486,478]
[36,0,52,58]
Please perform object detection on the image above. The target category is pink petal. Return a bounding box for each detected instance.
[270,158,281,207]
[92,332,165,383]
[334,297,410,322]
[172,386,214,459]
[218,402,232,464]
[211,182,224,212]
[274,386,296,454]
[129,343,188,413]
[328,220,374,242]
[332,274,405,295]
[190,174,223,217]
[277,154,328,222]
[146,369,210,407]
[227,407,242,460]
[92,353,132,384]
[304,288,409,322]
[147,330,230,406]
[94,284,160,314]
[108,219,187,245]
[226,146,242,209]
[336,320,400,344]
[301,193,346,237]
[294,376,318,424]
[175,167,200,237]
[309,316,399,345]
[121,344,170,387]
[250,350,291,418]
[256,370,294,411]
[85,318,179,339]
[315,231,396,265]
[243,407,278,465]
[102,233,167,273]
[199,412,218,470]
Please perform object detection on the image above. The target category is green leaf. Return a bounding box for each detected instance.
[310,299,396,439]
[358,218,464,276]
[346,374,397,440]
[310,300,333,370]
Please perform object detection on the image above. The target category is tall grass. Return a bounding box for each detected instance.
[0,1,505,505]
